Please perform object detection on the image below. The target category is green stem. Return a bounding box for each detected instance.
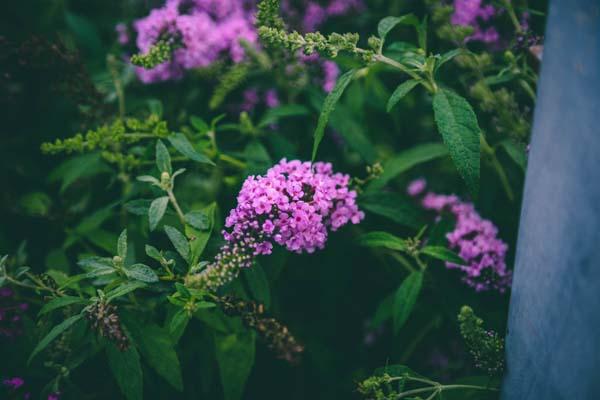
[396,384,497,399]
[219,153,247,170]
[389,252,417,274]
[490,154,515,201]
[107,55,126,119]
[373,54,424,85]
[500,0,523,33]
[167,189,186,225]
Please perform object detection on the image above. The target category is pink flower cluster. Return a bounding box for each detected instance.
[408,179,512,293]
[187,159,364,290]
[133,0,258,83]
[224,159,364,255]
[451,0,500,45]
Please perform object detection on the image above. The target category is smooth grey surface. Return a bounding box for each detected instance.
[501,0,600,399]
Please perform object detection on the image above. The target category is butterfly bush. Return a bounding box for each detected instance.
[409,179,512,293]
[188,159,364,290]
[0,287,28,338]
[133,0,258,82]
[131,0,361,84]
[451,0,500,45]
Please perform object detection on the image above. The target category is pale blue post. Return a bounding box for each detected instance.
[501,1,600,399]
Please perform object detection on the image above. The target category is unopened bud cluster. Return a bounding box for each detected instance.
[458,306,504,375]
[85,300,129,351]
[218,296,304,364]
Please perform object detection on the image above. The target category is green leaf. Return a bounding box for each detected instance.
[29,314,84,363]
[106,344,143,400]
[77,256,115,273]
[125,264,158,283]
[155,140,172,175]
[435,49,465,72]
[215,332,256,400]
[38,296,87,316]
[312,69,356,161]
[387,80,420,112]
[125,199,153,216]
[329,101,378,163]
[164,225,190,262]
[393,271,423,334]
[106,281,147,301]
[187,203,216,265]
[242,263,271,309]
[184,210,210,230]
[169,309,190,343]
[124,317,184,391]
[357,232,408,251]
[258,104,309,128]
[500,139,527,171]
[433,88,481,198]
[377,15,420,42]
[370,293,394,328]
[145,245,163,262]
[49,153,111,193]
[359,192,426,228]
[190,115,209,133]
[64,12,103,58]
[168,133,215,165]
[136,175,160,185]
[149,196,169,231]
[421,246,466,265]
[368,143,448,191]
[117,229,127,259]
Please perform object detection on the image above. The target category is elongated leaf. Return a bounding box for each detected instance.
[378,15,420,42]
[149,196,169,231]
[368,143,448,191]
[169,309,190,343]
[117,229,127,259]
[370,293,394,328]
[168,133,215,165]
[136,175,159,184]
[242,263,270,309]
[187,203,216,265]
[421,246,466,265]
[357,232,408,251]
[29,314,84,363]
[107,281,147,301]
[184,210,210,230]
[77,256,114,271]
[387,80,420,112]
[124,317,183,391]
[500,139,527,171]
[312,69,356,161]
[164,225,190,262]
[215,332,256,400]
[106,344,143,400]
[433,89,481,198]
[145,245,163,262]
[38,296,87,316]
[125,199,153,216]
[125,263,158,283]
[359,192,426,228]
[258,104,309,128]
[155,140,172,174]
[435,48,465,72]
[393,271,423,334]
[329,102,377,163]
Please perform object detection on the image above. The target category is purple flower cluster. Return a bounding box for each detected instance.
[241,88,280,111]
[187,159,364,290]
[451,0,500,45]
[1,376,60,400]
[0,287,28,339]
[409,179,512,293]
[133,0,258,83]
[279,0,363,32]
[224,159,364,255]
